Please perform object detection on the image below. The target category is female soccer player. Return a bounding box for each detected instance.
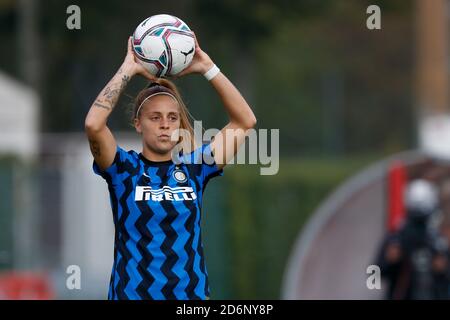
[84,35,256,300]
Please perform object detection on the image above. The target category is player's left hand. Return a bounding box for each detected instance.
[175,32,214,78]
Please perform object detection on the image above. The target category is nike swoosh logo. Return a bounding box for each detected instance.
[143,172,150,178]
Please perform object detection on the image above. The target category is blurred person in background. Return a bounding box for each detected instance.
[438,179,450,298]
[84,35,256,300]
[376,179,450,300]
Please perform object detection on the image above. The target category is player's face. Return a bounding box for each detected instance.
[135,95,181,155]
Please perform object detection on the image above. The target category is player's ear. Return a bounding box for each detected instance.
[134,117,142,134]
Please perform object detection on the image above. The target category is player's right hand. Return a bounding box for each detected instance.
[122,37,157,81]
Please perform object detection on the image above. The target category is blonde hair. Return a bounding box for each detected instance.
[132,78,198,154]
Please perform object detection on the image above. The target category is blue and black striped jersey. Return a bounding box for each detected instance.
[93,143,223,300]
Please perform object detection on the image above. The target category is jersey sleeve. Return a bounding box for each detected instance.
[92,145,130,184]
[200,142,224,186]
[181,142,224,189]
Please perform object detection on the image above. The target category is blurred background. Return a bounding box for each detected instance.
[0,0,450,299]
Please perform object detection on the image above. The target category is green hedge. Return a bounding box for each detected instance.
[203,155,378,299]
[0,158,15,270]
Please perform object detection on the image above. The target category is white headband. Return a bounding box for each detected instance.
[135,92,178,118]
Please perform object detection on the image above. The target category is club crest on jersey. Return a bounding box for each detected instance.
[135,186,197,202]
[173,169,187,183]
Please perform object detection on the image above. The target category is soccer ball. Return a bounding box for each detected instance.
[132,14,195,77]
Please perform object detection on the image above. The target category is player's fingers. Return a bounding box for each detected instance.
[176,68,189,78]
[140,68,157,81]
[140,71,155,81]
[174,72,184,78]
[191,31,200,49]
[127,36,134,54]
[166,74,179,80]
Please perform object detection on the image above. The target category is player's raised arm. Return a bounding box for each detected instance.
[207,68,257,169]
[177,34,257,169]
[84,37,156,171]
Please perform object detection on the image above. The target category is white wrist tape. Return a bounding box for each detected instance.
[203,64,220,81]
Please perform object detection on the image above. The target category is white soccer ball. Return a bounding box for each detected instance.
[132,14,195,77]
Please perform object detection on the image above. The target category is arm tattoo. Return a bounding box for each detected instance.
[88,139,101,157]
[96,75,130,110]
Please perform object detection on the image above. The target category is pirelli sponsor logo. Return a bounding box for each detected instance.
[135,186,197,202]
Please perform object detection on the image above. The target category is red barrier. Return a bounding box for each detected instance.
[387,161,407,233]
[0,272,55,300]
